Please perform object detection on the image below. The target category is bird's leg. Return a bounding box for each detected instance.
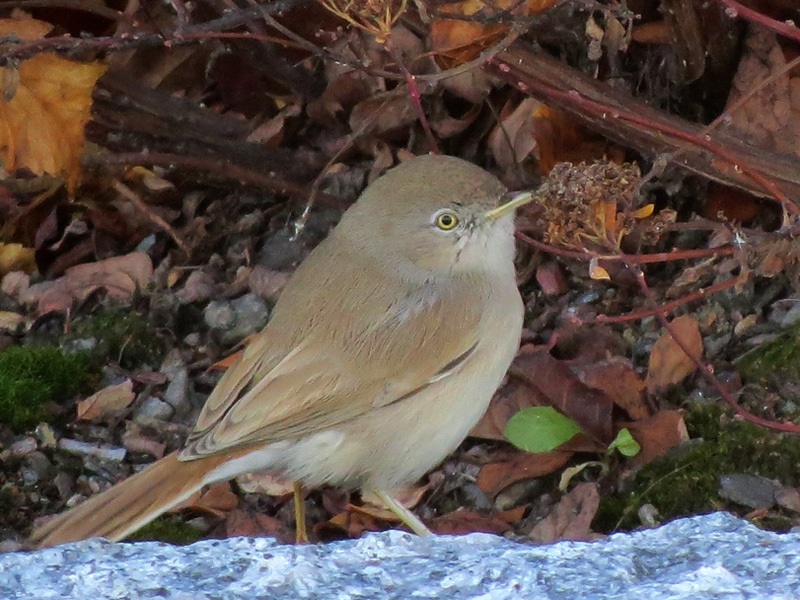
[373,489,432,536]
[293,482,308,543]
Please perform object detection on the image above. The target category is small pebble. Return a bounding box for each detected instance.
[719,473,776,509]
[34,424,58,449]
[134,397,174,422]
[58,439,127,462]
[9,437,37,457]
[21,451,52,485]
[204,300,236,330]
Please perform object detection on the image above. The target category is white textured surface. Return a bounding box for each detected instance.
[1,513,799,599]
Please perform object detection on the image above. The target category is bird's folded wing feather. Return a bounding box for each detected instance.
[181,287,484,459]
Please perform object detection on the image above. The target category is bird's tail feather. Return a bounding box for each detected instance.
[30,451,232,548]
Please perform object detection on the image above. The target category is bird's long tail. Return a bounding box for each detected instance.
[30,451,234,548]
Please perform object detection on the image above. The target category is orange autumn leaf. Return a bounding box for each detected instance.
[432,0,559,63]
[0,17,53,41]
[0,242,36,276]
[0,23,106,192]
[645,315,703,393]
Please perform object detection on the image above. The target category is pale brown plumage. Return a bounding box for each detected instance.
[31,155,525,547]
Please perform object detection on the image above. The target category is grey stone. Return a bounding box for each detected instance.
[719,474,776,510]
[57,439,126,462]
[20,451,52,485]
[1,513,799,599]
[134,396,174,422]
[229,293,269,335]
[203,300,235,330]
[205,294,269,345]
[159,350,190,414]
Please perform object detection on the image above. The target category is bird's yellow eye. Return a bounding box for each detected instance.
[435,211,459,231]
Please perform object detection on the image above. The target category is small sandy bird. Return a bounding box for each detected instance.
[31,154,529,547]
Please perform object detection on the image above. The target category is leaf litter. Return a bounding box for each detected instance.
[1,0,800,550]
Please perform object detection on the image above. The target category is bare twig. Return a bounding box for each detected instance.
[112,180,191,256]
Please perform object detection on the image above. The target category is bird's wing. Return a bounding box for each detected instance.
[181,281,484,459]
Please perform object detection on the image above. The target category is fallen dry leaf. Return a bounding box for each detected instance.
[487,97,541,174]
[121,423,166,459]
[623,410,689,466]
[579,357,649,420]
[0,15,53,41]
[179,482,239,517]
[510,346,615,444]
[224,508,292,542]
[432,0,559,63]
[430,509,511,535]
[19,251,153,313]
[477,449,572,498]
[0,243,36,276]
[528,482,601,543]
[349,88,417,138]
[645,315,703,393]
[76,379,135,421]
[0,24,106,191]
[473,345,616,444]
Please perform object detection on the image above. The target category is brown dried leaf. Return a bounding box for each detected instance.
[623,410,688,466]
[349,89,416,138]
[20,252,153,314]
[474,346,616,444]
[477,450,572,498]
[76,380,135,421]
[431,0,559,62]
[186,482,239,517]
[527,482,601,543]
[645,315,703,393]
[430,510,511,535]
[121,424,166,459]
[225,508,292,542]
[487,98,541,173]
[579,357,649,420]
[510,346,615,444]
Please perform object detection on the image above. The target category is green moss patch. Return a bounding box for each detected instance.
[65,308,163,369]
[126,516,205,545]
[0,346,94,432]
[736,323,800,384]
[594,405,800,533]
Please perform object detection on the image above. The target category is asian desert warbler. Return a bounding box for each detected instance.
[31,154,530,547]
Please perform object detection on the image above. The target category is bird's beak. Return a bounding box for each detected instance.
[484,191,533,221]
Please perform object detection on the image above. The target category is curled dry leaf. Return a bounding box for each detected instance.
[622,410,688,466]
[76,379,135,421]
[19,251,153,314]
[349,89,417,138]
[645,315,703,393]
[528,482,601,543]
[473,345,615,445]
[487,97,541,174]
[431,0,560,63]
[477,449,572,498]
[579,356,649,420]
